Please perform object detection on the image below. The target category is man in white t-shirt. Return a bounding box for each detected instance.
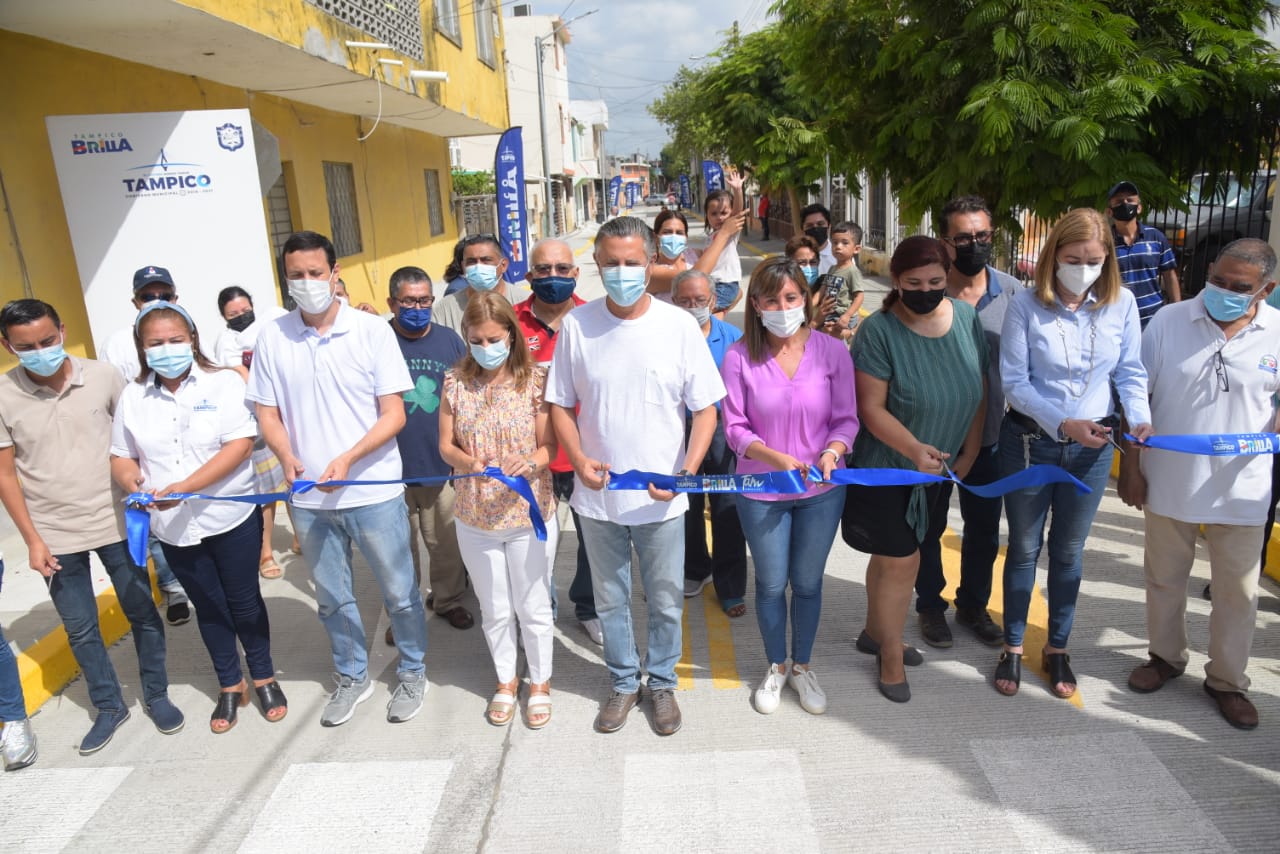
[247,230,428,728]
[1119,238,1279,731]
[547,216,725,736]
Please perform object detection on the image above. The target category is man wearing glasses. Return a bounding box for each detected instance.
[430,234,531,337]
[1119,238,1278,731]
[385,266,473,636]
[909,196,1015,651]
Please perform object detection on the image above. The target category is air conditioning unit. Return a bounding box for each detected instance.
[512,4,533,16]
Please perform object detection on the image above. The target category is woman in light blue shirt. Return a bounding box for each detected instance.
[997,208,1153,699]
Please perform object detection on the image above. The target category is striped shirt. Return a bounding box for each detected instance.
[1113,224,1176,329]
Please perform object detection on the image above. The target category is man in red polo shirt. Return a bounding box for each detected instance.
[517,239,601,645]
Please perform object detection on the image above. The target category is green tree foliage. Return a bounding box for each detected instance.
[451,170,495,196]
[773,0,1280,223]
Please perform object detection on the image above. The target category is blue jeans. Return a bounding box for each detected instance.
[916,442,1003,612]
[159,510,274,688]
[292,495,427,680]
[150,536,186,600]
[552,471,596,621]
[684,417,748,604]
[999,417,1113,648]
[0,559,28,722]
[47,540,168,711]
[714,281,740,311]
[737,486,845,666]
[578,515,684,693]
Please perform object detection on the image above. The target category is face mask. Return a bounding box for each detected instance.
[1057,262,1104,296]
[952,241,992,277]
[529,275,576,305]
[804,226,829,246]
[1110,202,1139,222]
[470,339,509,370]
[145,342,194,379]
[1202,282,1260,323]
[16,340,67,377]
[465,264,500,291]
[685,305,711,327]
[760,306,806,338]
[289,278,335,314]
[658,234,687,258]
[397,306,432,333]
[900,287,947,315]
[601,266,649,307]
[799,264,819,285]
[226,311,255,333]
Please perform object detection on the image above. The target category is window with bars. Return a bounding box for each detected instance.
[322,161,363,257]
[474,0,496,67]
[424,169,445,236]
[266,171,296,306]
[435,0,462,45]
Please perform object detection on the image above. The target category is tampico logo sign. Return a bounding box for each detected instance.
[72,131,133,155]
[121,149,214,198]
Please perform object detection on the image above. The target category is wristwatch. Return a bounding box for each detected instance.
[677,469,692,476]
[1057,421,1068,442]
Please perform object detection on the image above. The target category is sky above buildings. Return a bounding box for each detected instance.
[510,0,769,160]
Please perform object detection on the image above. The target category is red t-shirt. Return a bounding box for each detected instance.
[516,293,586,473]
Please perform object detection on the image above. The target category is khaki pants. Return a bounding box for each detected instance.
[406,485,468,613]
[1143,510,1263,692]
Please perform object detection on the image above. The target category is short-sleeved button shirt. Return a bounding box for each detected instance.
[245,304,413,509]
[1113,224,1177,328]
[0,358,126,553]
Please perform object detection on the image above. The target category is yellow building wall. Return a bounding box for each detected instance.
[0,30,473,364]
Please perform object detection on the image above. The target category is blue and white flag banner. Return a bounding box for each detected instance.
[702,160,724,193]
[1126,432,1280,456]
[494,127,529,282]
[625,182,639,208]
[679,174,691,207]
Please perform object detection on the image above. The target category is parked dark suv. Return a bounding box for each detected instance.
[1145,171,1275,295]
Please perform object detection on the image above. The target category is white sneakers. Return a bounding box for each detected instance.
[754,663,827,716]
[580,618,604,646]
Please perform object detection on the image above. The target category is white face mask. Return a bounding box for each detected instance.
[1056,262,1103,297]
[685,305,711,327]
[289,277,335,314]
[760,306,806,338]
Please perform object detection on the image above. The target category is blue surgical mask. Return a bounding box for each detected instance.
[601,266,648,307]
[397,306,432,333]
[470,339,509,370]
[1202,282,1259,323]
[465,264,501,291]
[799,263,819,285]
[529,276,576,305]
[16,340,68,377]
[145,342,194,379]
[659,234,687,258]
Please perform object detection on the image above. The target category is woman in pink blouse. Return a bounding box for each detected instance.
[439,292,558,729]
[721,257,859,716]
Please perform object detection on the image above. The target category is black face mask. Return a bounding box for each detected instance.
[1111,202,1139,222]
[952,241,992,277]
[804,226,829,246]
[900,287,947,315]
[227,311,255,333]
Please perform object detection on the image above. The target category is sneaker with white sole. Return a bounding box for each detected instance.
[580,617,604,646]
[1,719,37,771]
[788,666,827,715]
[683,577,712,598]
[753,663,788,715]
[387,671,428,723]
[321,673,374,727]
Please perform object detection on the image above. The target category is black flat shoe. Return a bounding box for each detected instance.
[1042,649,1077,699]
[211,689,249,734]
[994,650,1022,696]
[254,681,289,723]
[875,652,911,703]
[855,630,924,666]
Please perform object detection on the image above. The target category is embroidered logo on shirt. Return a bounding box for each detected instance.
[192,399,218,412]
[1258,354,1277,374]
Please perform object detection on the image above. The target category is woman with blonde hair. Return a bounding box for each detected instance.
[996,207,1152,698]
[439,291,558,728]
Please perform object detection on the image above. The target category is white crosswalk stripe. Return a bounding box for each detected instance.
[0,766,133,852]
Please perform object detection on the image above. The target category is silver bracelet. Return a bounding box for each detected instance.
[820,448,840,460]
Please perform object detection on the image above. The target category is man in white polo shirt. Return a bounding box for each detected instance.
[247,231,429,727]
[1119,238,1279,731]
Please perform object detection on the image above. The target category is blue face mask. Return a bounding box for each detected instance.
[145,342,194,379]
[529,276,576,305]
[470,339,509,370]
[16,341,68,377]
[659,234,687,259]
[398,306,432,333]
[1202,282,1259,322]
[601,265,649,307]
[465,263,501,291]
[799,263,819,285]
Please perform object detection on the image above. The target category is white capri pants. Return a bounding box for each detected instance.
[455,515,559,684]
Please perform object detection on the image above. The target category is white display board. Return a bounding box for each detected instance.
[46,109,279,354]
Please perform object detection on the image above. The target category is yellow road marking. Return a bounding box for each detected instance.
[702,589,742,689]
[573,240,590,257]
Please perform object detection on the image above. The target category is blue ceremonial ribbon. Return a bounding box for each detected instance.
[810,464,1092,498]
[125,467,547,566]
[1125,432,1280,456]
[605,469,808,494]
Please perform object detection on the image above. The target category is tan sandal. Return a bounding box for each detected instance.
[259,557,283,579]
[486,684,517,726]
[525,684,551,730]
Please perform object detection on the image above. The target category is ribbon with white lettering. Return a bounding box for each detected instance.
[605,469,807,494]
[125,468,546,566]
[1125,432,1280,456]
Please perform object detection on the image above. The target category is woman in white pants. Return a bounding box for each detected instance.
[440,291,559,728]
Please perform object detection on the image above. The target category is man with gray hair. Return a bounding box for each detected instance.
[547,217,725,735]
[1119,238,1278,730]
[670,269,748,617]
